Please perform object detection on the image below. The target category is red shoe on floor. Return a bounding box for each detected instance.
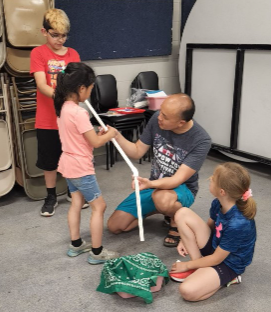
[169,269,196,282]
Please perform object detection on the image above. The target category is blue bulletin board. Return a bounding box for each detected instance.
[55,0,173,61]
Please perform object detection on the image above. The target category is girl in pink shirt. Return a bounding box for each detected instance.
[54,62,119,264]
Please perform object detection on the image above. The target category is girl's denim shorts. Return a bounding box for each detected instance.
[66,175,101,203]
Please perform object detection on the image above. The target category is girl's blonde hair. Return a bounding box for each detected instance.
[43,9,70,34]
[213,162,256,219]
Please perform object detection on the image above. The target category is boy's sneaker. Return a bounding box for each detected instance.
[87,248,120,265]
[227,275,242,287]
[169,269,196,282]
[67,240,92,257]
[66,194,89,209]
[40,194,58,217]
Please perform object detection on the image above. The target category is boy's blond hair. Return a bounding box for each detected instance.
[43,9,70,34]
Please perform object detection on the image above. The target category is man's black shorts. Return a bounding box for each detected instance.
[36,129,62,171]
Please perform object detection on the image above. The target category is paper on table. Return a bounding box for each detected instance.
[99,112,123,117]
[134,100,148,108]
[145,90,167,97]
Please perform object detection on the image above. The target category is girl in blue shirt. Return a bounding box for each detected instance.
[170,162,257,301]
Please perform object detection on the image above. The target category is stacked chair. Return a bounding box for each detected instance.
[3,0,53,77]
[10,77,66,199]
[0,1,13,197]
[0,74,15,197]
[0,1,5,71]
[0,0,67,200]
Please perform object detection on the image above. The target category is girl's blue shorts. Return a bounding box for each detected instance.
[66,174,101,203]
[116,183,194,218]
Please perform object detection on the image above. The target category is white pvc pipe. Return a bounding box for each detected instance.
[84,100,145,241]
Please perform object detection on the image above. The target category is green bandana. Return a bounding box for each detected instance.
[96,252,169,303]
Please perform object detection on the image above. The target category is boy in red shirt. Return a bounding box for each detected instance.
[30,9,85,216]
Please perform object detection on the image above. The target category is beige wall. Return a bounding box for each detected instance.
[84,0,181,106]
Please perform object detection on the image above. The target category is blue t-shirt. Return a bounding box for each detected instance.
[210,198,256,275]
[140,112,211,196]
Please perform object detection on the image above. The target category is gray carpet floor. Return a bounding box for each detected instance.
[0,150,270,312]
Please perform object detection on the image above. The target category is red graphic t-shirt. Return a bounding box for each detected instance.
[30,44,80,129]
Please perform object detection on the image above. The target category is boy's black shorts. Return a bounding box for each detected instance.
[36,129,62,171]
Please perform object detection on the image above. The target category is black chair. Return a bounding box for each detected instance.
[90,74,145,170]
[131,71,160,161]
[131,70,160,123]
[91,74,118,113]
[131,71,159,91]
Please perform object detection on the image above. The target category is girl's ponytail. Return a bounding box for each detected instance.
[236,197,257,220]
[54,72,66,117]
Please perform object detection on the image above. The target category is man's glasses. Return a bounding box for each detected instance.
[47,30,68,40]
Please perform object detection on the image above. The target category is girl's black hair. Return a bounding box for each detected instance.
[54,62,95,117]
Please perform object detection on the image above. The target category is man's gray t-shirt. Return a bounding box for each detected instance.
[140,112,211,196]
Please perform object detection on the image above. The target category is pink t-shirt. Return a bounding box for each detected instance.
[57,101,94,178]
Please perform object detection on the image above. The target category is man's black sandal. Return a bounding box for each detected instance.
[163,226,180,247]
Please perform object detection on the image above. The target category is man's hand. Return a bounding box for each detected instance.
[132,176,152,191]
[177,240,188,257]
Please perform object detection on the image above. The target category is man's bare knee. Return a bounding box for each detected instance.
[107,223,120,234]
[152,190,172,207]
[152,190,176,215]
[107,211,137,234]
[107,216,122,234]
